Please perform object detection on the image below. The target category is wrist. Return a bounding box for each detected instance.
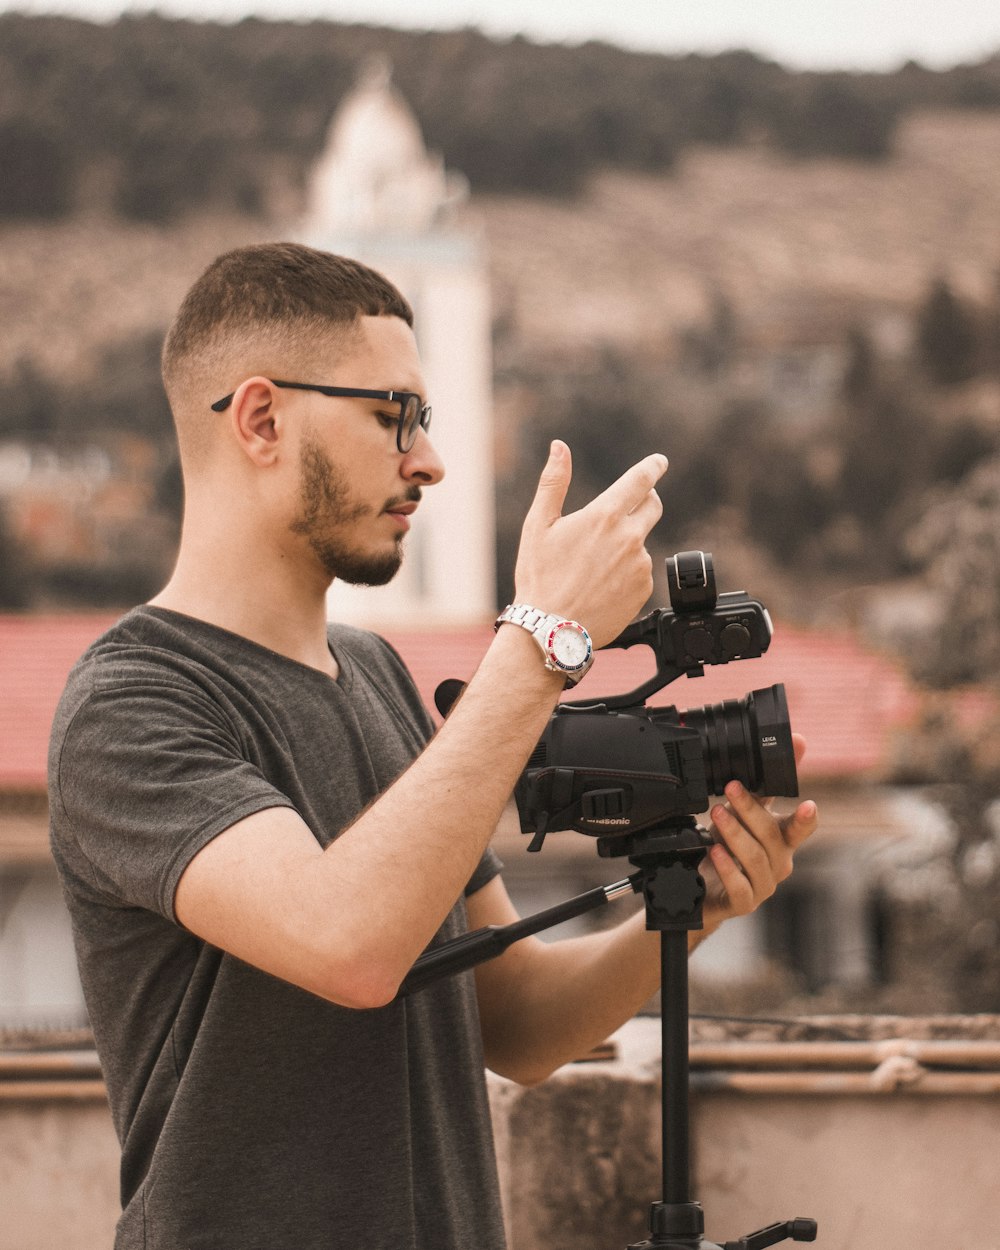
[495,603,594,686]
[488,620,570,693]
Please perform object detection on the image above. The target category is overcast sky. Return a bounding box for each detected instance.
[5,0,1000,72]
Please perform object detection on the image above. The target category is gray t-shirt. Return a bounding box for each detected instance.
[48,606,506,1250]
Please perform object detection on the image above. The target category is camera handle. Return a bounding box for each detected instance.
[395,874,642,998]
[564,610,698,712]
[397,820,817,1250]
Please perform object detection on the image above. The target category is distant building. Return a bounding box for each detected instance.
[301,59,496,628]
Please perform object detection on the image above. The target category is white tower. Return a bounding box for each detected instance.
[301,60,496,629]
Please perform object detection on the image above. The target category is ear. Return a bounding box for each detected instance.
[226,378,287,466]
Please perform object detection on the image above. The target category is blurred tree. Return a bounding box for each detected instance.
[836,389,931,528]
[680,292,739,379]
[983,269,1000,377]
[709,398,833,566]
[0,503,34,608]
[949,56,1000,108]
[904,457,1000,686]
[0,11,961,218]
[867,775,1000,1013]
[916,277,979,386]
[85,331,176,443]
[841,324,879,403]
[770,75,898,160]
[0,333,179,608]
[0,363,60,440]
[0,120,74,218]
[934,420,998,485]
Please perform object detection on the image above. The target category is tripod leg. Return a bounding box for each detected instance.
[721,1218,818,1250]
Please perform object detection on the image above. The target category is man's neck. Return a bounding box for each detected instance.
[150,553,340,680]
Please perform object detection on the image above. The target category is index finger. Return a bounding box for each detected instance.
[596,454,668,515]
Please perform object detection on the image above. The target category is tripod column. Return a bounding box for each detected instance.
[624,830,712,1248]
[661,929,691,1206]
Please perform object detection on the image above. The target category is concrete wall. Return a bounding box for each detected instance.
[0,1094,119,1250]
[694,1092,1000,1250]
[490,1019,1000,1250]
[4,1019,1000,1250]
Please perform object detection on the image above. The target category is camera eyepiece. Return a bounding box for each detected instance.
[669,550,717,613]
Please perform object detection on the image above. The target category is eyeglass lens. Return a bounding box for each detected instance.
[400,396,429,452]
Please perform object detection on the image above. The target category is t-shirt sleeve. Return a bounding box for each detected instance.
[51,676,294,922]
[465,847,503,897]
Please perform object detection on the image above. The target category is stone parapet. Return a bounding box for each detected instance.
[489,1015,1000,1250]
[2,1016,999,1250]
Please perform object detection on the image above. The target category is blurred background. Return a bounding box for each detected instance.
[2,0,1000,1035]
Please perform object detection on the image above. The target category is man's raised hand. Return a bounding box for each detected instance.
[514,440,668,648]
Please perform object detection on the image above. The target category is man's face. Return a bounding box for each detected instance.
[286,315,443,585]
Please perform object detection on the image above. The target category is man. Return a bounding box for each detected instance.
[49,242,817,1250]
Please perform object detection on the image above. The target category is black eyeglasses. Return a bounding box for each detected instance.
[210,380,432,453]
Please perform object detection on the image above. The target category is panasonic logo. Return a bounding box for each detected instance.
[587,817,631,826]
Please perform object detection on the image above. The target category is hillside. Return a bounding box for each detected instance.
[3,12,969,224]
[3,110,1000,384]
[481,110,1000,360]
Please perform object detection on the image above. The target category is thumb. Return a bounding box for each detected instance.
[525,440,572,530]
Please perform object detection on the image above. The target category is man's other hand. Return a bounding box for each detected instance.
[701,733,818,930]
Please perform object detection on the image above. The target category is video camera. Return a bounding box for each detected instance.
[513,551,799,853]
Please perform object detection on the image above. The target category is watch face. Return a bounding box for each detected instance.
[548,621,592,671]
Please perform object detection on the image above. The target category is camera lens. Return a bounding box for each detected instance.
[681,683,798,799]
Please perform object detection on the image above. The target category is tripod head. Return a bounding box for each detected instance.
[599,821,714,933]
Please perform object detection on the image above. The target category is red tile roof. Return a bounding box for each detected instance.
[380,620,926,783]
[0,612,986,791]
[0,614,120,790]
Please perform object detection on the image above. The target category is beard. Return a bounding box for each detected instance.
[289,436,415,586]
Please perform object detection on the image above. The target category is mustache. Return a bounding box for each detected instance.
[382,486,422,512]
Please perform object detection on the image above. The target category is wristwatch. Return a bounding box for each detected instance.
[495,603,594,686]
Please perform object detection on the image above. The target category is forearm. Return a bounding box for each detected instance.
[323,627,566,986]
[476,889,727,1086]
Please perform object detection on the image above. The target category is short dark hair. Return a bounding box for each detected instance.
[162,242,413,396]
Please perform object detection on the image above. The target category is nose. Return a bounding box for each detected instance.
[402,426,445,485]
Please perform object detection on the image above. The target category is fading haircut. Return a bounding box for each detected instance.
[161,242,414,410]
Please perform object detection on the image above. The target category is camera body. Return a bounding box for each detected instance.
[513,552,798,849]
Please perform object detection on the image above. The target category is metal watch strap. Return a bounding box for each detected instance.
[494,603,593,686]
[496,603,558,635]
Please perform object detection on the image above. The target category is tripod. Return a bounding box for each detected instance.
[397,818,818,1250]
[598,820,817,1250]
